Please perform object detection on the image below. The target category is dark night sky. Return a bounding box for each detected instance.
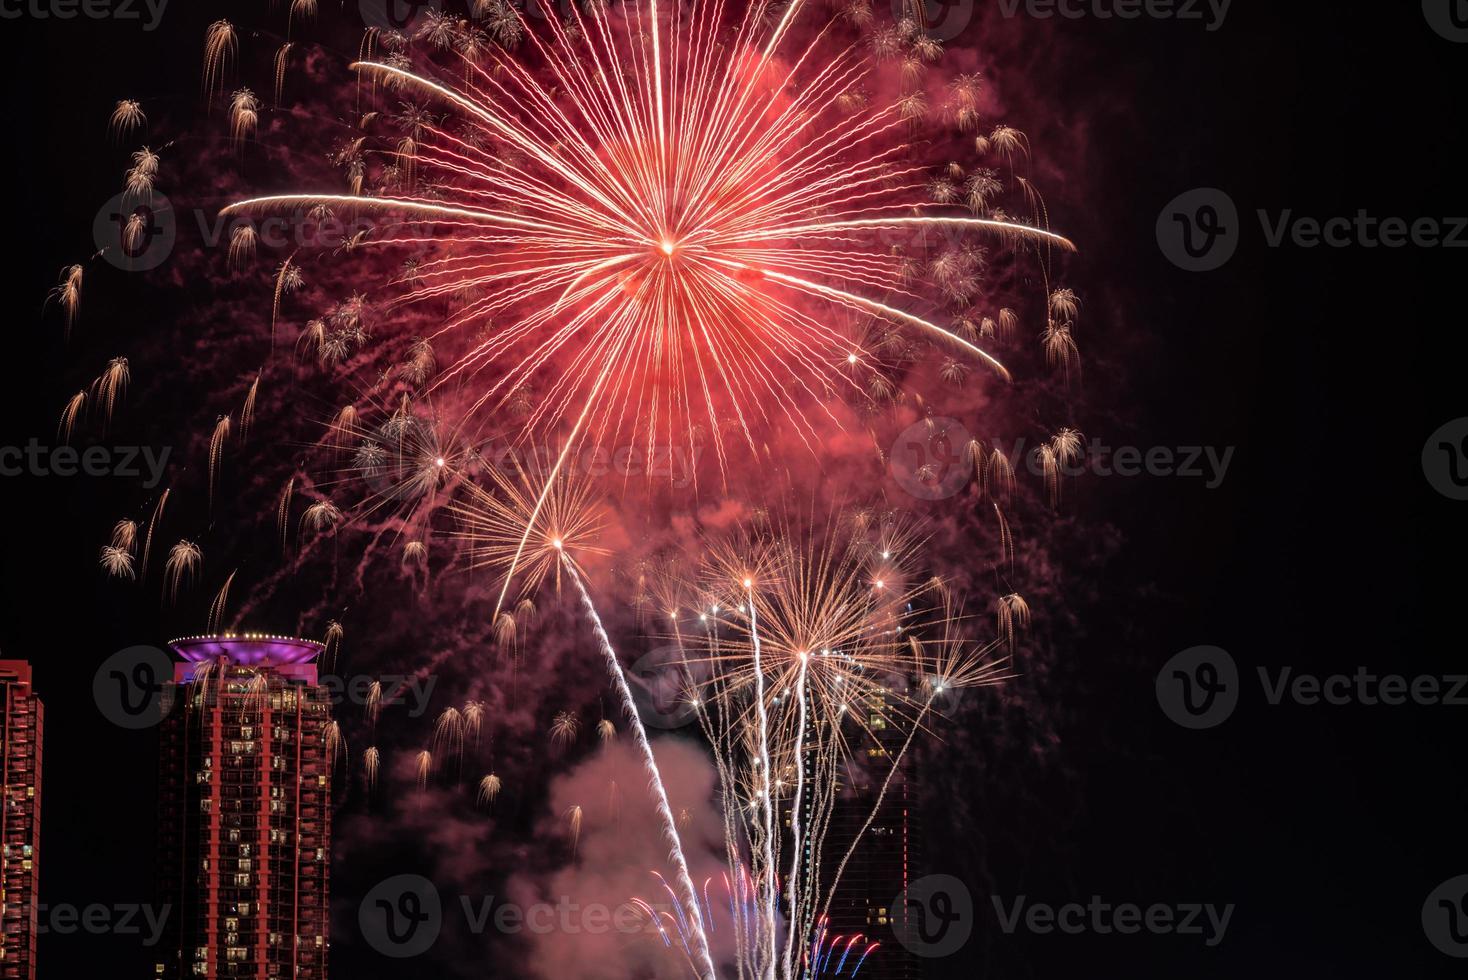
[2,2,1465,978]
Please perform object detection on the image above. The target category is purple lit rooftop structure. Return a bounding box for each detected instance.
[168,634,325,683]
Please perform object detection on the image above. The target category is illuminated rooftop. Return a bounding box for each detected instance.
[169,634,324,667]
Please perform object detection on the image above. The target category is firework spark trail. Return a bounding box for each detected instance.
[780,653,810,979]
[837,940,876,978]
[563,554,716,980]
[746,582,778,980]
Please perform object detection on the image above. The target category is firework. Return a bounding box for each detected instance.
[433,707,466,773]
[109,99,146,141]
[140,488,168,582]
[164,540,202,605]
[58,391,86,443]
[229,88,260,146]
[566,804,584,857]
[463,701,485,748]
[477,772,503,806]
[323,720,347,774]
[273,43,292,105]
[240,373,261,441]
[450,449,608,610]
[99,545,135,580]
[549,710,580,746]
[49,264,83,336]
[365,680,382,730]
[364,746,381,792]
[221,0,1074,602]
[229,226,258,272]
[111,519,138,553]
[91,357,129,430]
[202,20,236,103]
[123,147,159,203]
[206,569,237,633]
[208,415,231,513]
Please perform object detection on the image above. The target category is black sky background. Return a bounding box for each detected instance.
[2,2,1465,978]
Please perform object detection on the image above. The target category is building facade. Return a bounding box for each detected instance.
[155,636,333,980]
[815,685,921,980]
[0,661,42,980]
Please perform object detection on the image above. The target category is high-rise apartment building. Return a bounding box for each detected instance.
[154,636,333,980]
[815,685,921,980]
[0,661,42,980]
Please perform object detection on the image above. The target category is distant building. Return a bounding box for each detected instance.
[154,636,334,980]
[815,686,920,980]
[786,682,920,980]
[0,661,42,980]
